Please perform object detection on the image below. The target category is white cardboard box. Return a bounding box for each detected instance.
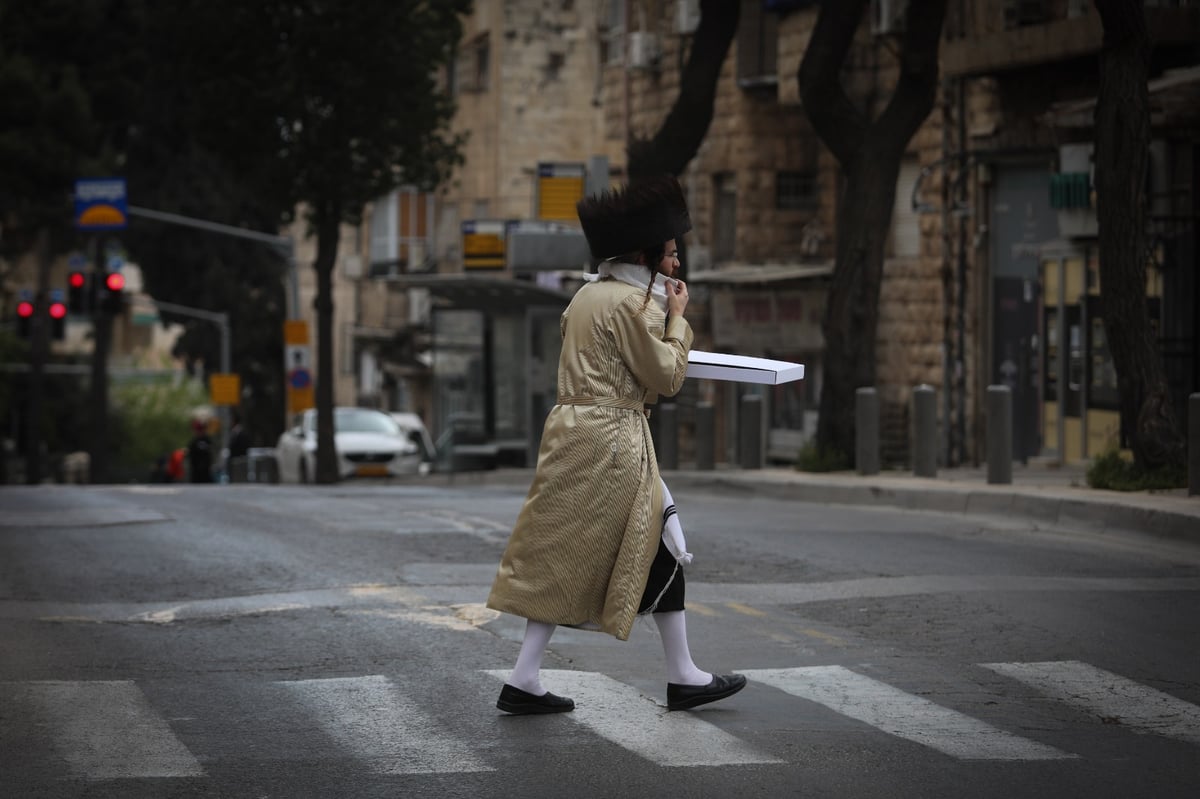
[686,350,805,385]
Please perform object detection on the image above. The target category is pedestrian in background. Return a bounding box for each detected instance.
[187,419,214,484]
[228,410,251,460]
[486,174,745,714]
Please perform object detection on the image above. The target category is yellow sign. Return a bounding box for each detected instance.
[288,386,314,415]
[209,373,241,406]
[462,220,507,270]
[284,319,309,346]
[537,163,585,221]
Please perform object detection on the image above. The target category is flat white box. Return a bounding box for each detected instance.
[686,350,805,385]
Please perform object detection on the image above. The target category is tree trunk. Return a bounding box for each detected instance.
[1093,0,1184,469]
[313,213,341,484]
[799,0,947,464]
[626,0,741,181]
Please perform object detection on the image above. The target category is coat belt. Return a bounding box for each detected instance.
[559,395,648,415]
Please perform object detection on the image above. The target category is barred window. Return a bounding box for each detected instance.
[776,171,817,210]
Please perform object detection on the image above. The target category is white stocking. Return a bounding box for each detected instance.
[654,611,711,686]
[508,619,556,696]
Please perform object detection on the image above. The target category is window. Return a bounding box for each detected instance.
[600,0,625,66]
[456,34,490,93]
[713,172,738,264]
[736,0,778,89]
[776,171,817,210]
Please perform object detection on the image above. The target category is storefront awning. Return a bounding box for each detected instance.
[382,274,571,312]
[689,262,834,285]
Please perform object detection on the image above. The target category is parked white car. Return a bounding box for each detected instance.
[275,407,426,483]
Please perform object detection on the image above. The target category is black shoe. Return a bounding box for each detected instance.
[496,683,575,715]
[667,673,747,711]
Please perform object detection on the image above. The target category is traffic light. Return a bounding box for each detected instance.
[68,271,88,313]
[16,299,34,338]
[101,271,125,313]
[48,298,67,340]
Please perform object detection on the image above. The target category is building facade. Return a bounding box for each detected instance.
[340,0,1199,469]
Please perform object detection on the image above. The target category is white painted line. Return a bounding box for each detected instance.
[6,681,204,779]
[982,660,1200,745]
[279,675,492,774]
[743,666,1073,761]
[484,669,781,767]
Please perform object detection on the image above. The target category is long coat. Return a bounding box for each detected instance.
[487,277,693,640]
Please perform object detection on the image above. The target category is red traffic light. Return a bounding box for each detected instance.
[105,272,126,291]
[49,301,67,319]
[69,271,86,288]
[17,300,35,318]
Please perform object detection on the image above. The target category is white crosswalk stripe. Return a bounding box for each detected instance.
[982,660,1200,745]
[484,669,784,767]
[3,680,204,779]
[10,660,1200,780]
[742,666,1075,761]
[278,675,493,774]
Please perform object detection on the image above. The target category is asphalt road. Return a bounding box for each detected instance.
[1,480,1198,798]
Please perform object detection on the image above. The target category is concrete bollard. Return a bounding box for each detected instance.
[658,403,678,470]
[1190,393,1199,496]
[856,387,880,476]
[739,394,764,470]
[912,384,937,478]
[987,385,1013,484]
[695,402,715,471]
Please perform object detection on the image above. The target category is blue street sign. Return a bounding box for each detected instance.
[75,178,128,230]
[288,368,312,390]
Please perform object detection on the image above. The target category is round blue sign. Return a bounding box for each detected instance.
[288,368,312,390]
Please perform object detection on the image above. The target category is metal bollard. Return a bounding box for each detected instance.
[856,387,880,476]
[739,394,764,470]
[1190,393,1199,496]
[695,402,715,471]
[658,403,678,470]
[228,456,249,483]
[986,385,1013,484]
[912,384,937,477]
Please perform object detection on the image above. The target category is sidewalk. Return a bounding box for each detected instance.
[437,462,1200,544]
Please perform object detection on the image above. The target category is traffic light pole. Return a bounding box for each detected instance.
[126,206,299,318]
[151,299,232,451]
[124,206,299,468]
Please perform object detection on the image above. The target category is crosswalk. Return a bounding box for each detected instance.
[4,660,1199,781]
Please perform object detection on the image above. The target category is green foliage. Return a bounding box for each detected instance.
[794,441,851,473]
[1086,449,1187,492]
[109,375,208,482]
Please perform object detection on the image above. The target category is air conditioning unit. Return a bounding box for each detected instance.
[408,287,431,326]
[628,31,660,70]
[675,0,700,34]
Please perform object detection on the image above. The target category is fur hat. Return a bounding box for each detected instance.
[576,174,692,260]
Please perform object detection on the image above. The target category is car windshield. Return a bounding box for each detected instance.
[307,409,401,435]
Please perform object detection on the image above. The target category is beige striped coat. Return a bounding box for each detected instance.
[486,277,693,640]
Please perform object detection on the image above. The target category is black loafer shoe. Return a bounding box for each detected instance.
[497,683,575,715]
[667,673,747,711]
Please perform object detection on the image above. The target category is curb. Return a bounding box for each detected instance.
[421,467,1200,544]
[662,470,1200,544]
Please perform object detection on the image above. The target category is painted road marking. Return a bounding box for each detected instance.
[983,660,1200,745]
[4,681,203,779]
[485,670,782,767]
[279,675,492,774]
[743,666,1075,761]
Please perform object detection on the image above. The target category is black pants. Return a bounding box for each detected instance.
[638,539,685,614]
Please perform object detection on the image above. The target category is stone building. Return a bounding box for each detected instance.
[341,0,1198,469]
